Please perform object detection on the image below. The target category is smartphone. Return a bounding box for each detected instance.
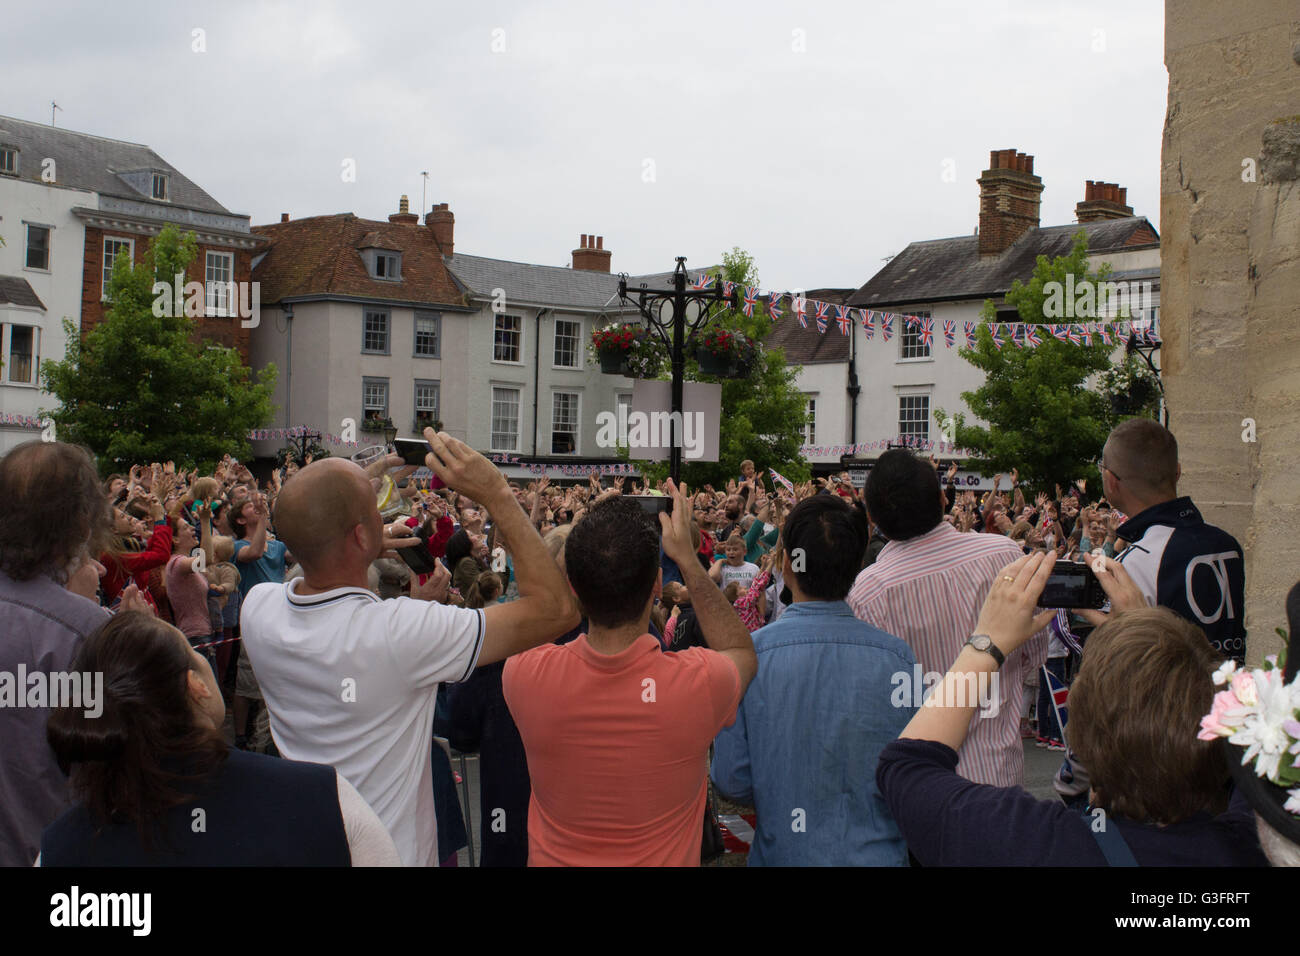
[392,439,446,489]
[1036,560,1107,609]
[396,521,443,575]
[629,495,673,520]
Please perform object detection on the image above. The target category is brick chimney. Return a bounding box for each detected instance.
[280,213,289,222]
[572,234,612,272]
[426,203,454,256]
[1075,181,1134,222]
[977,149,1044,256]
[388,194,419,225]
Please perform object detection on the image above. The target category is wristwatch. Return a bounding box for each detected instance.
[965,633,1005,667]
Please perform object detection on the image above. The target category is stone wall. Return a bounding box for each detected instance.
[1162,0,1300,658]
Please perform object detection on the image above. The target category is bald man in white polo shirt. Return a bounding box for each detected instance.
[241,432,579,866]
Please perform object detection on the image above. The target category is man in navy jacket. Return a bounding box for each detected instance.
[1100,419,1246,661]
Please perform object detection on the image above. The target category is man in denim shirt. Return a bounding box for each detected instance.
[712,495,917,865]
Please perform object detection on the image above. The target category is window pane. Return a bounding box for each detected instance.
[414,382,439,415]
[9,326,34,383]
[900,311,931,359]
[205,252,233,314]
[363,380,389,416]
[491,387,520,449]
[494,314,520,362]
[26,225,49,270]
[103,238,132,297]
[803,397,816,445]
[364,311,389,352]
[551,392,578,454]
[152,174,167,199]
[414,313,439,356]
[0,148,16,174]
[554,318,579,368]
[899,395,930,439]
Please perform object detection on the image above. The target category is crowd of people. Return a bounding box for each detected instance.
[1,415,1295,868]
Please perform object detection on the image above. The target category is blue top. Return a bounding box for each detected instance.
[711,600,917,866]
[232,538,288,600]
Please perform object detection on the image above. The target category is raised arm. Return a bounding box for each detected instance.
[422,430,579,665]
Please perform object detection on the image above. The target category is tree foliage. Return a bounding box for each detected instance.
[635,247,810,487]
[41,224,277,474]
[938,231,1127,493]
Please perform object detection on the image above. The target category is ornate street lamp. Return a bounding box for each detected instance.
[617,258,738,483]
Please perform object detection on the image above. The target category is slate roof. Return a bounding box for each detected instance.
[764,288,854,364]
[0,114,231,214]
[848,217,1159,309]
[251,214,466,307]
[445,254,691,312]
[0,275,45,310]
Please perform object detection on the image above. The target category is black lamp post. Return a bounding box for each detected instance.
[617,258,737,483]
[286,429,322,466]
[1125,331,1166,426]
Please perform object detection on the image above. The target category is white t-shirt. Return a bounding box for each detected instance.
[719,561,760,592]
[240,578,485,867]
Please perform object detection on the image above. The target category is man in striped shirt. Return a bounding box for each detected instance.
[848,450,1047,787]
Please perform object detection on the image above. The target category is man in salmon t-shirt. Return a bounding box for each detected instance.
[503,480,757,866]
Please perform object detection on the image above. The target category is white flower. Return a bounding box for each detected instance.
[1285,788,1300,817]
[1212,660,1238,686]
[1229,669,1300,782]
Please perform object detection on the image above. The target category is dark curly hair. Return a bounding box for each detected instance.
[0,441,110,583]
[564,496,660,628]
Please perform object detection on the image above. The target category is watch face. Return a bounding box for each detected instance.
[970,635,990,651]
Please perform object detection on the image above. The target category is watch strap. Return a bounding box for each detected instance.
[967,633,1005,667]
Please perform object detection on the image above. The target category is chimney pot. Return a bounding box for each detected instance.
[400,195,409,214]
[596,236,603,250]
[281,213,289,222]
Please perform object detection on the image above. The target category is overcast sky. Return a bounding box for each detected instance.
[4,0,1165,291]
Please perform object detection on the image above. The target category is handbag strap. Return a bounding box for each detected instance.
[1082,810,1138,866]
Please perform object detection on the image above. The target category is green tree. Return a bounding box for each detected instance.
[41,224,277,474]
[938,231,1124,493]
[635,247,810,488]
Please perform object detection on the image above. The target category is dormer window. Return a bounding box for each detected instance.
[151,172,168,200]
[0,146,17,176]
[375,252,400,279]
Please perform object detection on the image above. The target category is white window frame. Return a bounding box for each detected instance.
[413,311,440,358]
[151,172,168,201]
[204,251,235,316]
[490,386,522,452]
[363,309,390,354]
[413,379,439,425]
[898,392,931,441]
[2,324,40,386]
[362,377,390,419]
[23,222,51,272]
[0,146,17,176]
[550,390,581,455]
[802,395,817,446]
[493,313,524,365]
[373,251,401,281]
[898,310,932,362]
[552,316,582,370]
[102,237,134,300]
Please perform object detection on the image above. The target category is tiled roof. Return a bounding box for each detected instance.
[764,288,854,364]
[445,255,690,312]
[0,114,231,214]
[0,275,45,310]
[251,214,467,307]
[848,217,1159,309]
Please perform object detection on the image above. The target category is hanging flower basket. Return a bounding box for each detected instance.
[695,328,755,378]
[591,323,664,377]
[599,351,632,375]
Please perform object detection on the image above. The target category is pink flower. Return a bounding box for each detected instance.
[1198,688,1245,741]
[1231,671,1258,707]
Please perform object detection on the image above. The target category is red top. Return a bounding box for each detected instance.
[100,522,173,605]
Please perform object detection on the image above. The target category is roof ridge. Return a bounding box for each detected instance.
[0,113,149,149]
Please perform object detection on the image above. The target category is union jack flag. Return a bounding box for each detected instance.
[919,316,934,347]
[742,286,758,317]
[692,273,712,290]
[722,280,736,298]
[835,304,851,335]
[768,292,783,322]
[990,324,1004,350]
[880,313,893,342]
[964,321,977,348]
[1051,324,1070,343]
[1115,320,1130,339]
[863,310,874,339]
[943,319,955,348]
[1024,324,1042,347]
[768,468,795,494]
[794,296,807,328]
[1066,324,1082,346]
[1008,325,1023,348]
[1081,323,1093,346]
[814,301,829,333]
[1099,323,1112,346]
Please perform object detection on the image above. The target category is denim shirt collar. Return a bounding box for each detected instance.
[779,600,854,618]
